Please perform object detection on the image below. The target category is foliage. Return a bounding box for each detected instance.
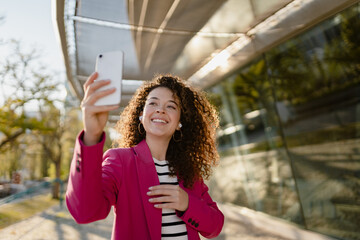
[211,5,360,156]
[0,41,63,181]
[0,40,82,200]
[0,41,58,152]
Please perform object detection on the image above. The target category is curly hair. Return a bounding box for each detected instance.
[114,74,219,188]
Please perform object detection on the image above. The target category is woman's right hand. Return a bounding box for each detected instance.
[81,72,119,146]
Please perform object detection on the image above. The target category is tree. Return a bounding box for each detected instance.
[36,103,63,198]
[0,41,58,149]
[34,101,83,199]
[324,8,360,86]
[0,41,61,180]
[0,40,85,199]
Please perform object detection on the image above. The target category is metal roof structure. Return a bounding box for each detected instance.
[53,0,358,121]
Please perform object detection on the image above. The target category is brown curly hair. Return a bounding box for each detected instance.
[114,74,219,188]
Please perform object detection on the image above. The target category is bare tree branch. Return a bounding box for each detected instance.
[0,129,24,149]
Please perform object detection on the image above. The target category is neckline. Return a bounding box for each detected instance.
[152,157,168,164]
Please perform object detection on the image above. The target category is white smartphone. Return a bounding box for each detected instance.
[94,51,123,106]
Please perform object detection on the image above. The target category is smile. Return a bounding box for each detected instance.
[151,118,168,123]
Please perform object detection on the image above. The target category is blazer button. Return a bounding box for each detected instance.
[76,160,81,172]
[195,223,199,228]
[188,218,192,223]
[192,220,196,226]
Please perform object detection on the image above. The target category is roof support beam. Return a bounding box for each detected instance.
[188,0,360,88]
[52,0,83,99]
[144,0,181,72]
[70,15,245,37]
[135,0,149,59]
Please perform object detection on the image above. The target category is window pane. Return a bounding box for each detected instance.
[207,3,360,239]
[268,4,360,239]
[207,60,304,225]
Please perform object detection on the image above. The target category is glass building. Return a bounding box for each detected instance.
[206,3,360,240]
[55,1,360,239]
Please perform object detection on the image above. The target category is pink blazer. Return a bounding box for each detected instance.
[66,131,224,240]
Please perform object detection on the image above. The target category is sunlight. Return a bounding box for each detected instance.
[196,50,231,79]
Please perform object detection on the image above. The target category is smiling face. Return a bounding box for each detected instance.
[140,87,181,141]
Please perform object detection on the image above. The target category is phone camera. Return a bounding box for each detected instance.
[99,54,103,58]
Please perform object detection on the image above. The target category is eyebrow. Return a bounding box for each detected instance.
[148,97,179,106]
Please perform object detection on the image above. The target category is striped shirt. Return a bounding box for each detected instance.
[153,158,188,240]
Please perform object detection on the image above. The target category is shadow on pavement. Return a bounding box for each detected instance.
[0,203,290,240]
[0,204,113,240]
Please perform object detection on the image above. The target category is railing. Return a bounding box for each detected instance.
[0,180,64,206]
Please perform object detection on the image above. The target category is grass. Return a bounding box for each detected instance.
[0,194,59,229]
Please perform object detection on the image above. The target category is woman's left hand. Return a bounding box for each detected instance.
[147,185,189,212]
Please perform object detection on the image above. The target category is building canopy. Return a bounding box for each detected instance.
[54,0,357,119]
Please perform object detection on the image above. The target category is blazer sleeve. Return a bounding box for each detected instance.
[65,131,122,224]
[177,180,224,238]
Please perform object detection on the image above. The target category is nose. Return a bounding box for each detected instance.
[156,105,165,113]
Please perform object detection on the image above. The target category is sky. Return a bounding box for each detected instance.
[0,0,66,107]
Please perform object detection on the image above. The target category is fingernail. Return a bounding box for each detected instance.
[148,198,153,202]
[147,191,151,195]
[148,187,153,190]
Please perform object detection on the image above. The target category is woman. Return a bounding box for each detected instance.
[66,72,224,240]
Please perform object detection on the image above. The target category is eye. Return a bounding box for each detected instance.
[167,105,177,110]
[148,102,157,106]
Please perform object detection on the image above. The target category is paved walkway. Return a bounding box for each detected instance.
[0,204,290,240]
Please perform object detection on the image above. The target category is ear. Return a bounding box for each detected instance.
[176,122,182,130]
[139,112,143,122]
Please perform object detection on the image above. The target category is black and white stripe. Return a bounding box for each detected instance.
[153,158,188,240]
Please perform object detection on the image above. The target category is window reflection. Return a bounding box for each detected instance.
[208,59,304,225]
[207,3,360,240]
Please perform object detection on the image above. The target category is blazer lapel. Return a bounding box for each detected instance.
[133,140,161,240]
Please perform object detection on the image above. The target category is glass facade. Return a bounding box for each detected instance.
[207,3,360,240]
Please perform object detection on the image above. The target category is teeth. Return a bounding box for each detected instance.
[152,119,166,123]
